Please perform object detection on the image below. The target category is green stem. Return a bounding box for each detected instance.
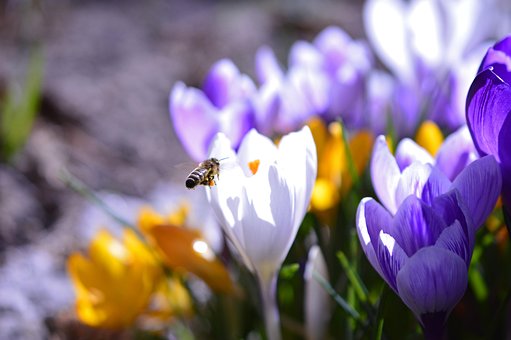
[258,271,282,340]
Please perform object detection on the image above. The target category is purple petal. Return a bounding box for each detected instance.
[499,113,511,209]
[451,155,502,229]
[466,65,511,160]
[221,101,255,150]
[375,231,408,292]
[255,46,284,84]
[420,167,452,206]
[435,220,471,267]
[289,40,323,69]
[203,59,255,109]
[170,82,218,161]
[363,198,394,252]
[313,26,350,75]
[396,247,467,327]
[431,189,474,250]
[435,125,478,181]
[392,196,447,257]
[356,198,384,278]
[479,36,511,72]
[371,135,401,214]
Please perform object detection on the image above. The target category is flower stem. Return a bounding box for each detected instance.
[258,271,282,340]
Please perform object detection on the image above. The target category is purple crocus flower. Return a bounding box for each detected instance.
[371,130,480,216]
[358,154,501,337]
[466,36,511,214]
[253,26,372,135]
[170,59,255,161]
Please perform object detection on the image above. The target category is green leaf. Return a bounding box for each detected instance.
[1,49,44,161]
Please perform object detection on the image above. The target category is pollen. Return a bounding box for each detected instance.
[248,159,260,175]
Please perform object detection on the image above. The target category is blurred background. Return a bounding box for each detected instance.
[0,0,367,338]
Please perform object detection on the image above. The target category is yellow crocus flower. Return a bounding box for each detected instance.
[415,120,444,156]
[67,229,162,329]
[308,117,374,225]
[138,206,235,294]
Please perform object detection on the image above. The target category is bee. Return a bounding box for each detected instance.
[185,157,227,189]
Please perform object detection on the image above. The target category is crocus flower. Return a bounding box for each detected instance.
[371,127,480,216]
[364,0,493,131]
[170,59,255,161]
[308,117,373,225]
[138,206,235,294]
[206,126,317,340]
[253,27,372,134]
[67,229,163,329]
[466,35,511,214]
[357,154,501,337]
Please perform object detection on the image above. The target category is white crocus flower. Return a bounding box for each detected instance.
[206,126,317,340]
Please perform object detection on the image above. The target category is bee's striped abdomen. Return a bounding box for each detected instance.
[186,167,210,189]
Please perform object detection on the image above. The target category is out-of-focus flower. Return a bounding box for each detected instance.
[67,229,162,329]
[357,155,501,336]
[170,59,255,161]
[371,127,480,215]
[364,0,493,131]
[206,126,317,340]
[138,206,235,294]
[304,245,330,340]
[308,117,373,225]
[466,36,511,213]
[415,120,444,156]
[254,27,372,134]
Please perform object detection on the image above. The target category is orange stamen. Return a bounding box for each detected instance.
[248,159,260,175]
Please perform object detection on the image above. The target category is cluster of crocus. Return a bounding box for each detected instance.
[170,26,372,162]
[363,0,495,133]
[466,36,511,216]
[67,202,234,331]
[357,130,501,336]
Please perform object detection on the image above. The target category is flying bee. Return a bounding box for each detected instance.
[185,157,228,189]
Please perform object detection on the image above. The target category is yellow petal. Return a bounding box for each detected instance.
[415,120,443,156]
[67,230,162,329]
[145,224,234,294]
[138,206,166,234]
[311,178,340,212]
[307,116,328,160]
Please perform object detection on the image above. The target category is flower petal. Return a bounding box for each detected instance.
[237,129,278,176]
[255,46,284,84]
[278,126,317,230]
[395,162,432,208]
[479,36,511,72]
[170,82,218,161]
[420,167,452,206]
[396,247,467,326]
[203,59,255,108]
[435,125,478,181]
[356,198,386,277]
[363,0,414,81]
[392,196,447,256]
[451,155,502,229]
[371,135,401,214]
[375,231,408,292]
[466,65,511,160]
[498,112,511,208]
[435,220,471,267]
[395,138,434,170]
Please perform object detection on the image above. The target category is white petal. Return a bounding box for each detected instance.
[364,0,414,81]
[237,129,278,176]
[371,135,401,214]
